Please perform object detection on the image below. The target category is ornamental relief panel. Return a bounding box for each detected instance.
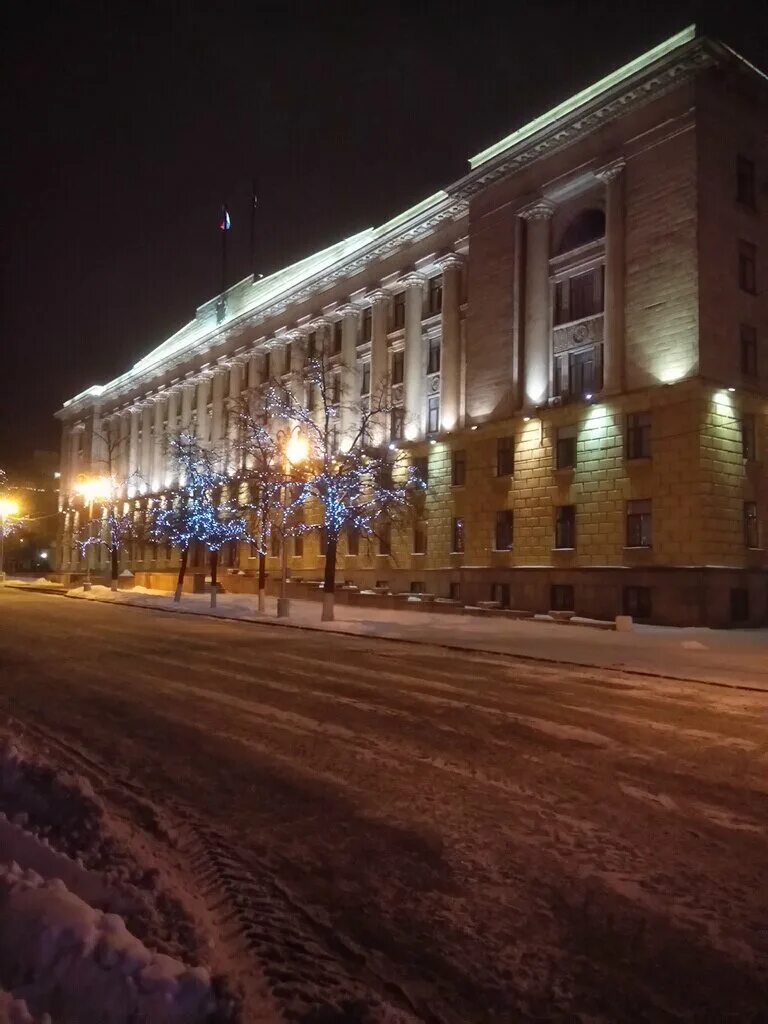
[552,315,604,355]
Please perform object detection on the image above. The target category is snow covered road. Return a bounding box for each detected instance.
[1,588,767,1022]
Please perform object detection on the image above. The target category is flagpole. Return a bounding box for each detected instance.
[250,179,257,279]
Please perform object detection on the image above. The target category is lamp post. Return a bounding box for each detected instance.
[275,427,308,618]
[74,477,111,591]
[0,498,20,584]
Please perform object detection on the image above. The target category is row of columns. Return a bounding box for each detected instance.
[63,255,466,498]
[519,159,626,408]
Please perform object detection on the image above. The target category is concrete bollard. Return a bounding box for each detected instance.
[615,615,633,632]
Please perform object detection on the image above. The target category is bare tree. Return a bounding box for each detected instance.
[263,355,423,621]
[151,431,249,605]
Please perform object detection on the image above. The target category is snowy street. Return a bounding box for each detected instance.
[0,588,767,1022]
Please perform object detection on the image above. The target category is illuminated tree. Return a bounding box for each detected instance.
[151,431,250,605]
[262,355,423,621]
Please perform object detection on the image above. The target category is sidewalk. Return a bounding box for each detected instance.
[58,583,768,692]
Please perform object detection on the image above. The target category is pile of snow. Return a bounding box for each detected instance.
[0,990,44,1024]
[0,864,214,1023]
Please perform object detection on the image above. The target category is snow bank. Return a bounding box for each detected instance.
[0,991,45,1024]
[0,863,214,1024]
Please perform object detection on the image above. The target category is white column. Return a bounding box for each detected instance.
[403,273,426,441]
[117,410,130,492]
[196,375,212,444]
[520,200,555,408]
[596,159,626,394]
[438,255,462,432]
[165,389,180,486]
[128,407,141,493]
[339,305,360,444]
[180,382,194,430]
[140,402,153,491]
[211,366,227,454]
[368,290,389,445]
[152,395,166,492]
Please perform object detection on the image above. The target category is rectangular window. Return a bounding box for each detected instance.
[413,456,428,486]
[413,520,427,554]
[495,509,513,551]
[554,266,604,325]
[347,525,359,556]
[452,450,466,486]
[361,307,372,343]
[490,582,511,608]
[426,275,443,317]
[410,580,425,594]
[270,532,281,557]
[263,351,271,379]
[627,412,652,459]
[293,532,303,558]
[624,586,652,620]
[393,291,406,330]
[360,361,371,397]
[555,505,576,549]
[744,501,759,548]
[626,499,652,548]
[496,436,514,476]
[331,371,341,406]
[449,581,461,602]
[452,517,465,553]
[390,406,404,442]
[550,584,574,612]
[285,342,293,375]
[737,155,756,208]
[739,240,757,294]
[556,426,577,469]
[332,320,343,355]
[427,395,440,434]
[742,414,756,461]
[379,524,391,556]
[319,527,328,556]
[306,331,317,358]
[427,336,441,375]
[391,349,404,385]
[741,324,758,376]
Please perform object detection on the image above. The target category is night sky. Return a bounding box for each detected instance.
[2,1,766,468]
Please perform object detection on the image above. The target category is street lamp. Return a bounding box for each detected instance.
[0,498,20,584]
[275,427,309,618]
[74,476,111,590]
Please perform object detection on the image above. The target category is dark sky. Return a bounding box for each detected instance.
[2,0,766,468]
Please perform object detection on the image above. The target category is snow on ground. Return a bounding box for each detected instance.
[0,733,234,1023]
[65,584,768,690]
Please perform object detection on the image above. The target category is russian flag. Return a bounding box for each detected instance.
[220,204,231,231]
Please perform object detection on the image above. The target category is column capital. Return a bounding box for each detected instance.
[366,289,389,306]
[401,272,426,290]
[519,199,556,222]
[436,253,464,273]
[595,158,626,184]
[337,303,362,319]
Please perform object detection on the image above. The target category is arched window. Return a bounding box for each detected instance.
[556,208,605,255]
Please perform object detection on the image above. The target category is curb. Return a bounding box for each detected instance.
[58,591,768,696]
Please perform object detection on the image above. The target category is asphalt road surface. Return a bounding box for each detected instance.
[1,589,766,1022]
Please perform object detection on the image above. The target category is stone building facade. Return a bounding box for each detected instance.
[56,27,768,626]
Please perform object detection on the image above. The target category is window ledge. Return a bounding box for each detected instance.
[552,547,575,552]
[745,546,764,552]
[492,548,514,553]
[624,546,652,551]
[626,456,652,466]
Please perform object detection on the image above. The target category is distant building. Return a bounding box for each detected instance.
[3,451,59,573]
[56,27,768,625]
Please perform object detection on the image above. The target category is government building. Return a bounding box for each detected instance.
[56,27,768,626]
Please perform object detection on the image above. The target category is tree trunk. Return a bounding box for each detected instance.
[322,533,338,621]
[110,547,119,592]
[257,549,266,613]
[174,545,188,603]
[210,548,218,608]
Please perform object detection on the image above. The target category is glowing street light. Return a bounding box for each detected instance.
[75,476,112,590]
[276,428,308,619]
[0,497,21,584]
